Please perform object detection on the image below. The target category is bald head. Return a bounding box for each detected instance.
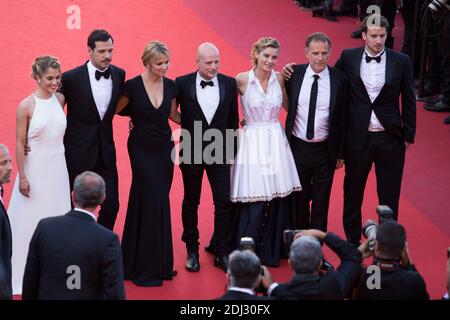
[197,42,220,80]
[0,143,13,185]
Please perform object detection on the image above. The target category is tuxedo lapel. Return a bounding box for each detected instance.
[373,49,395,105]
[209,74,226,126]
[104,65,120,119]
[189,73,210,125]
[329,67,337,119]
[291,65,307,117]
[80,63,101,121]
[353,47,374,104]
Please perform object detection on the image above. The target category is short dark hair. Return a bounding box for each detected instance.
[87,29,113,50]
[376,221,406,260]
[73,171,105,208]
[228,250,261,289]
[305,32,332,49]
[362,14,390,33]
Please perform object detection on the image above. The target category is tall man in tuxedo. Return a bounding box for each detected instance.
[60,29,125,230]
[335,14,416,245]
[175,43,239,272]
[0,144,13,300]
[22,171,125,300]
[284,33,347,235]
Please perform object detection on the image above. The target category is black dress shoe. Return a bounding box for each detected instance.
[424,99,450,112]
[320,258,335,272]
[444,115,450,124]
[351,27,363,39]
[334,6,358,17]
[214,256,229,272]
[162,270,178,280]
[185,252,200,272]
[423,94,443,104]
[423,81,441,97]
[204,245,215,254]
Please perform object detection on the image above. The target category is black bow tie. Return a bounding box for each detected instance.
[200,80,214,89]
[365,50,384,63]
[95,69,111,80]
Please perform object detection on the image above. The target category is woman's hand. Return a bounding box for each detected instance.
[19,177,30,197]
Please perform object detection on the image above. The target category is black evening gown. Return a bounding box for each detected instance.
[120,75,177,287]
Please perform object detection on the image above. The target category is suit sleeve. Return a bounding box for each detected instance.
[101,234,126,300]
[59,72,70,98]
[22,224,42,300]
[228,79,239,131]
[338,75,349,159]
[400,56,416,144]
[334,51,346,73]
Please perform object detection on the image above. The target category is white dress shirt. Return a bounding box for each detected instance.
[196,72,220,124]
[293,65,331,142]
[74,207,97,221]
[360,47,386,132]
[87,61,113,120]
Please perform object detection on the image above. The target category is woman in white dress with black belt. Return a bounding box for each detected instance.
[8,56,71,294]
[231,37,301,266]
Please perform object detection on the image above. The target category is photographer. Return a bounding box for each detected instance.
[354,221,429,300]
[216,250,271,300]
[261,230,362,300]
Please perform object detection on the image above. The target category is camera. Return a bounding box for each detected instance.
[283,229,302,246]
[362,205,394,252]
[428,0,450,16]
[238,237,266,294]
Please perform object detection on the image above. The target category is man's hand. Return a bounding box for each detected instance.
[400,242,413,267]
[358,239,373,259]
[260,266,273,289]
[336,159,345,169]
[295,229,327,241]
[282,63,296,81]
[128,120,134,133]
[24,143,31,156]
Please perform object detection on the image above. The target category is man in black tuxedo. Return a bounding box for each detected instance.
[175,43,239,272]
[217,250,271,300]
[22,171,125,300]
[335,14,416,245]
[261,229,362,300]
[60,29,125,230]
[284,32,347,236]
[0,144,13,300]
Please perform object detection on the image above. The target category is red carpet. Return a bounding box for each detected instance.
[0,0,448,299]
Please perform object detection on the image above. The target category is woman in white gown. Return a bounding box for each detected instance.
[231,37,301,266]
[8,56,71,294]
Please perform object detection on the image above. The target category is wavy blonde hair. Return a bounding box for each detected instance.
[251,37,280,67]
[31,55,60,80]
[141,41,170,67]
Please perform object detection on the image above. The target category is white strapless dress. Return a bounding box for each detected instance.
[8,94,71,295]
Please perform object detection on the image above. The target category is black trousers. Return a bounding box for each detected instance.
[180,163,232,257]
[291,137,335,232]
[343,131,405,245]
[68,154,119,231]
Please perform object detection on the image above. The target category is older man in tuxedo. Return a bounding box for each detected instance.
[0,144,13,300]
[175,43,239,272]
[60,29,125,230]
[22,171,125,300]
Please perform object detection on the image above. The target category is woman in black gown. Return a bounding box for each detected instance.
[116,41,181,287]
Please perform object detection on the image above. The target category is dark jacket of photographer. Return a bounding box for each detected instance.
[354,261,429,300]
[271,233,362,300]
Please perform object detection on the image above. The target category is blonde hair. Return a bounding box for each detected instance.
[251,37,280,67]
[31,56,61,80]
[141,41,170,67]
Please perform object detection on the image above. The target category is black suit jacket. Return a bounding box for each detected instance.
[335,47,416,151]
[0,200,12,299]
[217,289,272,300]
[175,72,239,165]
[285,64,348,167]
[60,62,125,170]
[271,233,362,300]
[22,210,125,300]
